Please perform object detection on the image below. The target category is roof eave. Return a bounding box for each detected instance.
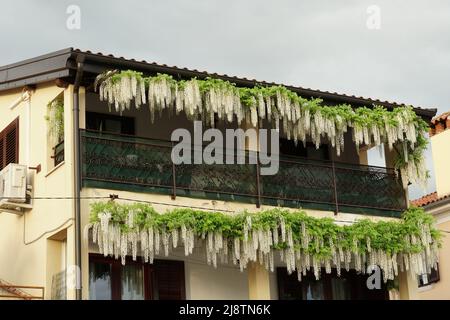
[0,48,73,91]
[76,50,437,120]
[0,48,438,121]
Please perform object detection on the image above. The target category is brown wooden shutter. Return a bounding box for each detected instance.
[0,138,3,170]
[153,260,185,300]
[0,118,19,170]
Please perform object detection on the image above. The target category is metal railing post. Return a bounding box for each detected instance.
[171,141,176,200]
[331,160,339,215]
[255,157,262,208]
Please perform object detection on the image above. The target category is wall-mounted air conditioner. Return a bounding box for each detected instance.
[0,163,32,214]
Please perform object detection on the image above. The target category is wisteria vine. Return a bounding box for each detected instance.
[45,96,64,144]
[94,70,429,188]
[85,202,440,282]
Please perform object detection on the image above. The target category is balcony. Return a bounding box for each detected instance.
[80,130,406,217]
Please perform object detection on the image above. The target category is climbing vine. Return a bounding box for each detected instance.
[45,96,64,143]
[94,70,429,188]
[86,202,440,282]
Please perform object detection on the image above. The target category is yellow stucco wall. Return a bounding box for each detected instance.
[418,218,450,299]
[0,83,419,300]
[416,127,450,300]
[431,129,450,197]
[0,84,78,299]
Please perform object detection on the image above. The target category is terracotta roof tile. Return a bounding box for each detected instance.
[429,111,450,137]
[431,111,450,124]
[72,48,438,116]
[411,192,450,207]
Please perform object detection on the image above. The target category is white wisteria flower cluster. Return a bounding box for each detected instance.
[85,203,440,283]
[94,70,429,189]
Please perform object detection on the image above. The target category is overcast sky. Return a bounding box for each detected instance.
[1,0,449,199]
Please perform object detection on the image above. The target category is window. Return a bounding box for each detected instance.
[89,254,185,300]
[153,260,186,300]
[280,139,307,158]
[279,139,329,160]
[418,264,440,287]
[53,140,65,167]
[89,260,113,300]
[121,264,145,300]
[86,112,135,135]
[46,95,65,169]
[277,267,388,300]
[0,118,19,170]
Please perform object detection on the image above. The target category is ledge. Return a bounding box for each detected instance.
[45,161,65,178]
[417,284,434,293]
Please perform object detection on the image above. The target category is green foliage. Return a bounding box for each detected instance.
[89,202,440,259]
[110,70,146,85]
[45,96,64,143]
[95,70,430,187]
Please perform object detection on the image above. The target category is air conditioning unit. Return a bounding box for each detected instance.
[0,163,32,214]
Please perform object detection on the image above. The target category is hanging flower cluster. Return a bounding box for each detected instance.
[45,96,65,144]
[86,202,440,282]
[95,70,147,111]
[94,70,429,188]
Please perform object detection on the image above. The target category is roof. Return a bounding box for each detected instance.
[431,111,450,124]
[411,192,450,207]
[429,111,450,137]
[0,48,73,91]
[0,47,438,120]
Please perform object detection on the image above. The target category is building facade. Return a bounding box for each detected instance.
[0,48,438,300]
[413,112,450,300]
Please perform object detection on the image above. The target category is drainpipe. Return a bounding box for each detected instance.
[24,90,33,167]
[73,58,84,300]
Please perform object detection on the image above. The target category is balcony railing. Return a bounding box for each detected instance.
[52,140,65,167]
[81,130,407,217]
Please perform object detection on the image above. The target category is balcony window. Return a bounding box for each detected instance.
[46,95,64,171]
[277,267,388,300]
[280,138,329,160]
[89,254,185,300]
[89,261,112,300]
[52,140,65,167]
[86,112,135,135]
[121,264,145,300]
[418,264,440,287]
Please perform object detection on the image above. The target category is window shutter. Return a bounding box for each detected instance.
[0,119,19,170]
[154,260,185,300]
[5,125,18,166]
[0,138,4,169]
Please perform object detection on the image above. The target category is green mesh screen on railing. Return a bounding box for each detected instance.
[81,130,406,217]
